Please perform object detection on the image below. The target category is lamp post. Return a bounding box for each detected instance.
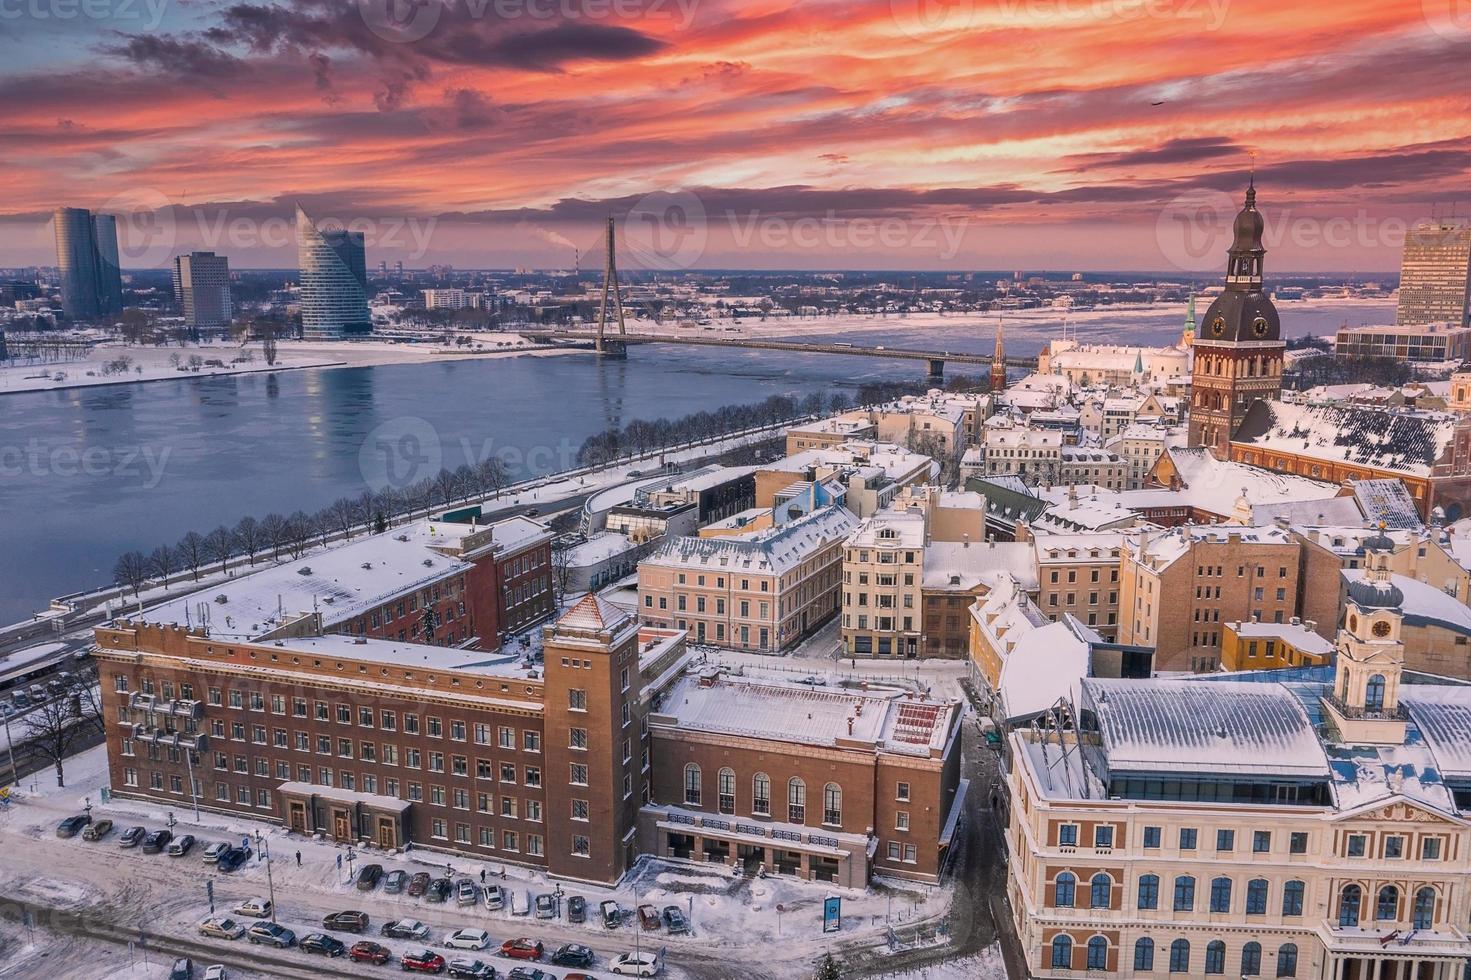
[346,848,357,884]
[261,837,277,923]
[183,747,201,821]
[3,710,19,787]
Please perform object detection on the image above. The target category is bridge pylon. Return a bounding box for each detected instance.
[595,215,627,356]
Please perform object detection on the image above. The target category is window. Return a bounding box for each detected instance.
[571,799,589,821]
[1338,884,1362,927]
[1169,940,1190,973]
[752,773,770,816]
[896,781,910,802]
[568,689,587,711]
[1055,872,1076,908]
[1347,834,1366,857]
[1216,829,1234,851]
[1142,826,1161,849]
[569,728,587,749]
[1086,937,1108,971]
[571,835,590,857]
[1094,825,1114,848]
[1288,831,1307,854]
[1413,887,1435,929]
[1253,831,1271,853]
[1422,838,1442,860]
[1246,879,1268,915]
[1242,942,1262,977]
[1137,874,1159,910]
[823,783,842,826]
[1205,941,1226,975]
[1134,938,1155,972]
[1375,885,1399,922]
[1365,673,1386,713]
[684,764,702,806]
[1173,876,1195,912]
[787,777,805,824]
[1210,877,1232,913]
[1276,945,1297,978]
[1090,874,1112,909]
[569,763,588,786]
[1058,823,1078,847]
[1050,936,1072,970]
[1282,880,1305,917]
[718,769,735,814]
[1384,835,1404,859]
[1179,828,1197,850]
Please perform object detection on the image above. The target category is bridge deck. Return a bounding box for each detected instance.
[522,331,1038,368]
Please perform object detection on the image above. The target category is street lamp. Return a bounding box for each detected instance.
[2,711,19,787]
[83,796,93,823]
[261,837,277,923]
[346,848,357,883]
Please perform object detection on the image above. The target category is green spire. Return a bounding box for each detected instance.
[1134,350,1145,375]
[1186,291,1197,331]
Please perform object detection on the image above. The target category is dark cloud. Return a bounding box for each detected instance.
[102,35,244,78]
[1064,137,1244,171]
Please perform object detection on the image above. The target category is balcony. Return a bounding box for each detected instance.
[1323,694,1408,722]
[128,724,208,751]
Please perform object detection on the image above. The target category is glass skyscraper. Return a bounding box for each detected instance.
[296,205,371,340]
[172,251,233,332]
[1396,221,1471,328]
[53,207,124,319]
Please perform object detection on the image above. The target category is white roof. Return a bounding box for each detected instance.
[1234,401,1453,478]
[1229,620,1335,656]
[923,541,1038,592]
[847,508,926,549]
[644,505,855,576]
[997,620,1091,722]
[1164,446,1344,518]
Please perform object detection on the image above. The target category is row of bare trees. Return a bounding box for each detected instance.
[111,457,509,598]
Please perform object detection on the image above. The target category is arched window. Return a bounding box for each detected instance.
[1276,944,1298,978]
[1205,941,1226,975]
[1365,673,1386,713]
[1137,874,1160,910]
[717,768,735,814]
[1134,938,1155,972]
[1051,935,1073,969]
[752,772,770,816]
[1169,939,1190,973]
[1055,871,1077,908]
[1087,937,1108,970]
[1210,876,1233,913]
[822,783,842,826]
[787,777,806,823]
[1246,878,1269,915]
[1376,885,1400,921]
[1413,887,1436,929]
[1090,873,1112,909]
[1338,884,1362,927]
[683,763,701,806]
[1173,876,1196,912]
[1242,942,1263,977]
[1282,880,1305,917]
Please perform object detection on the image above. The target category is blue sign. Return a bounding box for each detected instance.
[822,896,841,933]
[336,854,343,869]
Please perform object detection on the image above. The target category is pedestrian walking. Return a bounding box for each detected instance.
[295,850,302,867]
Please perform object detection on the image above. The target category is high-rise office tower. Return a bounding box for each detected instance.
[172,251,233,332]
[1396,221,1471,328]
[53,207,124,319]
[296,205,370,340]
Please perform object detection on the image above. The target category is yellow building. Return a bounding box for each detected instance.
[1220,619,1334,671]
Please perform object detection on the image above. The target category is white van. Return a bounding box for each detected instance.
[233,897,272,919]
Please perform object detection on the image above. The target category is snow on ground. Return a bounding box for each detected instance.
[885,943,1007,980]
[0,340,343,395]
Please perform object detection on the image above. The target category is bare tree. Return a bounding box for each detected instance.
[23,691,85,788]
[148,544,178,582]
[258,513,288,560]
[177,530,207,580]
[284,511,314,558]
[234,516,263,565]
[203,525,234,573]
[551,536,577,603]
[113,550,149,597]
[68,659,107,738]
[327,497,358,540]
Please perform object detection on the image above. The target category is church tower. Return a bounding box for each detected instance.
[990,319,1007,393]
[1187,179,1285,457]
[1322,529,1408,745]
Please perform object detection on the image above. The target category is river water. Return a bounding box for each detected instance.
[0,300,1393,624]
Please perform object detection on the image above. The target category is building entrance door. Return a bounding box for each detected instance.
[376,817,396,849]
[332,808,351,841]
[287,801,307,833]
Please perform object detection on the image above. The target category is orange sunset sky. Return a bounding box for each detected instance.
[1,0,1468,270]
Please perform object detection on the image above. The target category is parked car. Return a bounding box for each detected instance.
[662,906,690,935]
[202,842,230,863]
[384,869,409,894]
[202,966,226,980]
[233,897,273,919]
[141,829,173,854]
[381,918,431,940]
[637,905,661,931]
[401,948,447,974]
[167,834,197,857]
[300,933,348,957]
[455,880,479,906]
[447,957,496,979]
[118,825,146,848]
[550,944,595,968]
[566,896,586,924]
[600,900,622,929]
[322,910,370,933]
[349,940,394,965]
[506,969,551,980]
[168,957,194,980]
[356,863,384,891]
[197,917,246,940]
[445,928,492,951]
[407,871,432,897]
[426,877,453,903]
[498,938,543,961]
[216,847,249,873]
[81,819,113,841]
[55,815,90,838]
[246,922,296,948]
[610,952,663,977]
[482,884,506,912]
[533,894,557,920]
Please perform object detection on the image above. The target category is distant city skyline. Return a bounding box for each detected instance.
[1,2,1468,272]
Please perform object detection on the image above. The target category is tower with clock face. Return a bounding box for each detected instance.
[1324,529,1409,745]
[1187,179,1286,457]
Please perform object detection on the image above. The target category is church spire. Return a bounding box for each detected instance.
[990,318,1006,393]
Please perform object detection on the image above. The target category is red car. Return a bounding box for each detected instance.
[349,941,393,965]
[402,948,447,974]
[499,938,544,961]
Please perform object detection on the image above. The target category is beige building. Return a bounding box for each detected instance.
[1395,221,1471,328]
[637,505,855,652]
[1033,531,1126,639]
[841,508,927,658]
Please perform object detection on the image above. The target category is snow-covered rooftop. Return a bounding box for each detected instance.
[1233,401,1455,477]
[643,505,855,576]
[1228,620,1334,656]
